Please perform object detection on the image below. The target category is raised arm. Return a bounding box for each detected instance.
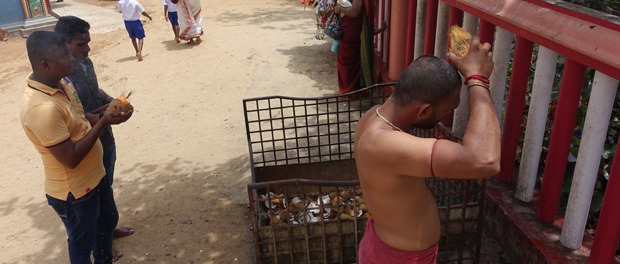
[432,36,500,179]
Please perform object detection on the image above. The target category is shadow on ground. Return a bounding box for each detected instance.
[1,154,255,263]
[277,41,338,95]
[216,7,315,31]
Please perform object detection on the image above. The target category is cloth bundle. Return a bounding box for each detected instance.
[325,14,343,40]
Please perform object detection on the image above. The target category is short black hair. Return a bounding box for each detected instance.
[54,16,90,43]
[26,31,67,69]
[393,55,462,106]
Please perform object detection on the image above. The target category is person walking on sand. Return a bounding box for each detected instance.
[55,16,135,262]
[117,0,152,61]
[164,0,180,43]
[354,36,499,263]
[175,0,203,44]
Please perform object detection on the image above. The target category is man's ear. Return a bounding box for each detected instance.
[417,103,433,119]
[38,60,50,71]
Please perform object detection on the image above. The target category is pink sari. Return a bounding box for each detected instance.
[177,0,203,40]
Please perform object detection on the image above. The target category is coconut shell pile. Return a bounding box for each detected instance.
[259,189,368,225]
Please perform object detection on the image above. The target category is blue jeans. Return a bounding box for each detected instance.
[47,177,118,264]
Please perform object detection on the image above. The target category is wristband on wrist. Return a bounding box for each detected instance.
[468,83,491,92]
[468,80,490,88]
[464,74,490,86]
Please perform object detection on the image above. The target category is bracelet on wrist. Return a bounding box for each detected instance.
[468,80,490,88]
[464,74,490,86]
[468,83,491,92]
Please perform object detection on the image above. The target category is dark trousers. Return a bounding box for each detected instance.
[46,176,118,264]
[103,143,116,186]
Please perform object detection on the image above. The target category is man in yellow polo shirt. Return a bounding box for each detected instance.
[20,31,132,263]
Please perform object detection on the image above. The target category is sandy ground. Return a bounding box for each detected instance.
[1,0,337,263]
[0,0,509,263]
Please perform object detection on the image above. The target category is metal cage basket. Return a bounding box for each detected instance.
[243,83,484,263]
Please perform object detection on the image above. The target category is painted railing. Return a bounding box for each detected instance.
[371,0,620,262]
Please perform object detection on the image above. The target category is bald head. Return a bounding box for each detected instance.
[393,56,462,106]
[26,31,68,70]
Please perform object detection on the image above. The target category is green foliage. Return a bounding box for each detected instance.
[564,0,620,16]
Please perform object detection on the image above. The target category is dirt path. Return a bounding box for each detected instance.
[0,0,337,263]
[0,0,511,262]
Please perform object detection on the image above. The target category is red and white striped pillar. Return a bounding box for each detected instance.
[515,46,558,202]
[536,58,587,224]
[497,36,533,184]
[562,72,619,249]
[489,28,513,126]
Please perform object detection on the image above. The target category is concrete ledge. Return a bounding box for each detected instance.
[484,179,594,264]
[1,16,57,38]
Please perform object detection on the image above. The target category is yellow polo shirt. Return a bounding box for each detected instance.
[20,74,105,201]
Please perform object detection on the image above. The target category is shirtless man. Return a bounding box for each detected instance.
[354,36,499,263]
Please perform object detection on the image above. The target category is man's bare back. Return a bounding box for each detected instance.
[354,37,499,261]
[355,105,442,251]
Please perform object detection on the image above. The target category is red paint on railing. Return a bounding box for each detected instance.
[448,6,463,27]
[590,137,620,263]
[442,0,620,80]
[498,36,533,184]
[447,6,463,56]
[536,59,586,224]
[478,20,495,47]
[405,0,417,66]
[423,0,439,55]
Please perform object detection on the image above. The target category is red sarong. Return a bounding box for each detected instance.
[337,11,363,94]
[358,220,439,264]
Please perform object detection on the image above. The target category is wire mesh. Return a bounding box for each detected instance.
[244,84,484,263]
[243,83,395,169]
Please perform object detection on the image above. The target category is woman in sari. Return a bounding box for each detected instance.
[334,0,376,95]
[173,0,203,44]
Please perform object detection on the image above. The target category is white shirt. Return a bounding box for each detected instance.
[163,0,177,12]
[117,0,145,21]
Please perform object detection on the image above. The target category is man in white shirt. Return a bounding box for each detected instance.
[117,0,152,61]
[164,0,180,43]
